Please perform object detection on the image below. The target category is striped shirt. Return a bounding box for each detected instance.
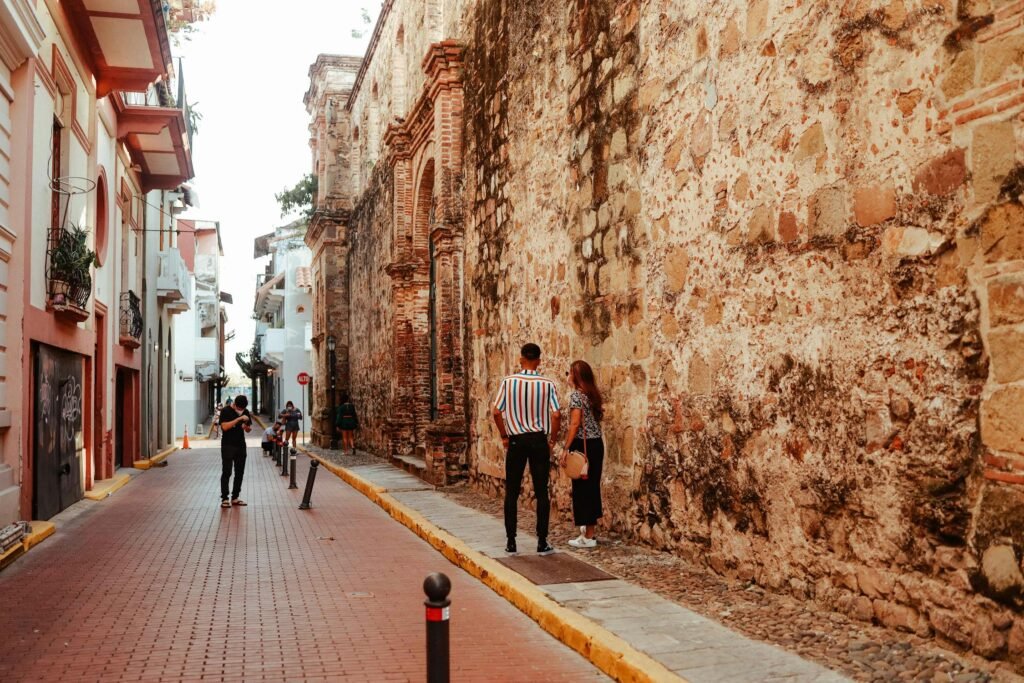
[493,370,561,435]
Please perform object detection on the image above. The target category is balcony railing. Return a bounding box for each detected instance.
[119,291,143,348]
[157,247,192,313]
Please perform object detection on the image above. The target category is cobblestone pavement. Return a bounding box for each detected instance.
[0,443,606,682]
[439,482,1022,683]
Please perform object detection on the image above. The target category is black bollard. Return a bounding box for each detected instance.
[298,460,319,509]
[288,448,298,489]
[280,443,289,477]
[423,572,451,683]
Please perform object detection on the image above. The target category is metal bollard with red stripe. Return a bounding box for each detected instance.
[423,572,451,683]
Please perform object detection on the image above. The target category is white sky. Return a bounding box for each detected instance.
[177,1,382,379]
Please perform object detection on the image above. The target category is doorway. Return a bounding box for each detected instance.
[115,369,127,469]
[33,344,85,520]
[94,311,105,480]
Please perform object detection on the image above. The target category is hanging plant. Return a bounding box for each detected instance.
[49,224,97,308]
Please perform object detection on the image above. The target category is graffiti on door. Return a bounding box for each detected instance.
[34,345,84,520]
[60,376,82,448]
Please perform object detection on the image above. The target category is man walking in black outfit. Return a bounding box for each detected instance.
[219,395,252,508]
[492,343,561,555]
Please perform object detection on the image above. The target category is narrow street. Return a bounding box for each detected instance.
[0,440,605,682]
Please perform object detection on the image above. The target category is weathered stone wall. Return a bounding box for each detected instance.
[347,166,397,458]
[458,0,1024,666]
[315,0,1024,665]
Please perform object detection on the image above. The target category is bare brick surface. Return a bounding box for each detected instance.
[0,443,605,682]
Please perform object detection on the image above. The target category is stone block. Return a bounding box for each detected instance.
[1010,619,1024,656]
[747,204,773,243]
[982,385,1024,454]
[747,0,769,38]
[872,599,925,635]
[989,326,1024,383]
[777,211,798,243]
[913,148,966,196]
[929,607,973,646]
[981,202,1024,263]
[808,186,846,237]
[857,566,895,599]
[664,245,689,293]
[972,120,1017,205]
[972,618,1009,658]
[978,31,1024,88]
[989,274,1024,327]
[719,17,740,57]
[981,544,1024,595]
[795,123,825,162]
[941,47,974,101]
[688,354,712,394]
[854,183,897,226]
[881,227,944,257]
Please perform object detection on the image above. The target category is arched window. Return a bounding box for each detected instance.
[94,170,109,267]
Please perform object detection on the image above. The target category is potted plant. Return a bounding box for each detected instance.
[50,224,97,309]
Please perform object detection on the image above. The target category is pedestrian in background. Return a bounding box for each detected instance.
[209,402,222,439]
[561,360,605,548]
[219,395,252,508]
[279,400,302,449]
[262,421,280,456]
[492,343,561,556]
[335,391,359,455]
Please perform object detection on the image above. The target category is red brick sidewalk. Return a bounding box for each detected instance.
[0,443,605,682]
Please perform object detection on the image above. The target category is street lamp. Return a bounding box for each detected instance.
[327,334,337,449]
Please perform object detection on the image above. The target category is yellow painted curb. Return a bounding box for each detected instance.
[134,446,177,470]
[0,540,25,569]
[84,473,132,500]
[297,445,683,683]
[24,521,55,551]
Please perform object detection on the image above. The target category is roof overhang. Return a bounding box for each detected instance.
[113,93,194,192]
[254,272,284,317]
[62,0,173,97]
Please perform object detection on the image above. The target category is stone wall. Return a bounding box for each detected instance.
[311,0,1024,665]
[458,0,1024,666]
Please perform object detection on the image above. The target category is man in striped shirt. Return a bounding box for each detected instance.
[492,343,562,555]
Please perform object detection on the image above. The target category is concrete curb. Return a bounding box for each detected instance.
[296,444,684,683]
[134,446,177,470]
[84,473,133,501]
[0,521,56,572]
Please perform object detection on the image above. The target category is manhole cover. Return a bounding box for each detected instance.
[497,552,614,585]
[347,591,375,598]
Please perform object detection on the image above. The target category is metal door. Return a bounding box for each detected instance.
[33,345,84,520]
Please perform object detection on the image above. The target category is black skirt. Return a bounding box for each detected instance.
[569,437,604,526]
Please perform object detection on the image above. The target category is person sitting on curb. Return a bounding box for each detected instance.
[262,422,280,457]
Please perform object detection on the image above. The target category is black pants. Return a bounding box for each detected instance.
[221,446,247,500]
[504,432,550,541]
[570,437,604,526]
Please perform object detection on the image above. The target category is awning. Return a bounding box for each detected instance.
[61,0,173,97]
[219,291,234,304]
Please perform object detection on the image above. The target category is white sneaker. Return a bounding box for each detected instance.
[569,536,597,548]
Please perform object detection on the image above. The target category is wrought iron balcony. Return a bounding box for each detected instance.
[119,291,143,348]
[46,226,93,323]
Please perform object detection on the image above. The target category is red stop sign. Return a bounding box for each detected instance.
[297,372,311,386]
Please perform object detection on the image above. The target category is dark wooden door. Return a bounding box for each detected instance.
[115,370,126,469]
[33,345,84,520]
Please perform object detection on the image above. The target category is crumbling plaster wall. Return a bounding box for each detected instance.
[459,0,1024,665]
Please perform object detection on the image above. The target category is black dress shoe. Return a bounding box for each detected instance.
[505,538,517,555]
[537,541,555,555]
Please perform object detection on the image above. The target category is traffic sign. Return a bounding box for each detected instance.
[297,372,311,386]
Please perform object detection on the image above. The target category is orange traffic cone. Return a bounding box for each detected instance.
[182,424,191,450]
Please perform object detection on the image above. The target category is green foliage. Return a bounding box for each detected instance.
[52,225,98,283]
[275,174,318,220]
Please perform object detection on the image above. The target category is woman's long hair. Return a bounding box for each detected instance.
[569,360,604,421]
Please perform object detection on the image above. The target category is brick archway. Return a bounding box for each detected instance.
[384,41,467,483]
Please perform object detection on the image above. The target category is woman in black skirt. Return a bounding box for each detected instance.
[562,360,605,548]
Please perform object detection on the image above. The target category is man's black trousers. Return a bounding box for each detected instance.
[504,432,550,542]
[221,446,247,501]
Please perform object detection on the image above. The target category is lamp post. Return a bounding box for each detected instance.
[327,334,337,449]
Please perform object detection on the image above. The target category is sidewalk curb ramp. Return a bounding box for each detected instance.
[296,444,684,683]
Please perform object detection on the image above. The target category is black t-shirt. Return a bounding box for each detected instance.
[220,406,252,449]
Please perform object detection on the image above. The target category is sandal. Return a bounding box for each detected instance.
[220,500,230,508]
[231,499,247,506]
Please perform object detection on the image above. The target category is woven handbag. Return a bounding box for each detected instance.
[565,436,589,480]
